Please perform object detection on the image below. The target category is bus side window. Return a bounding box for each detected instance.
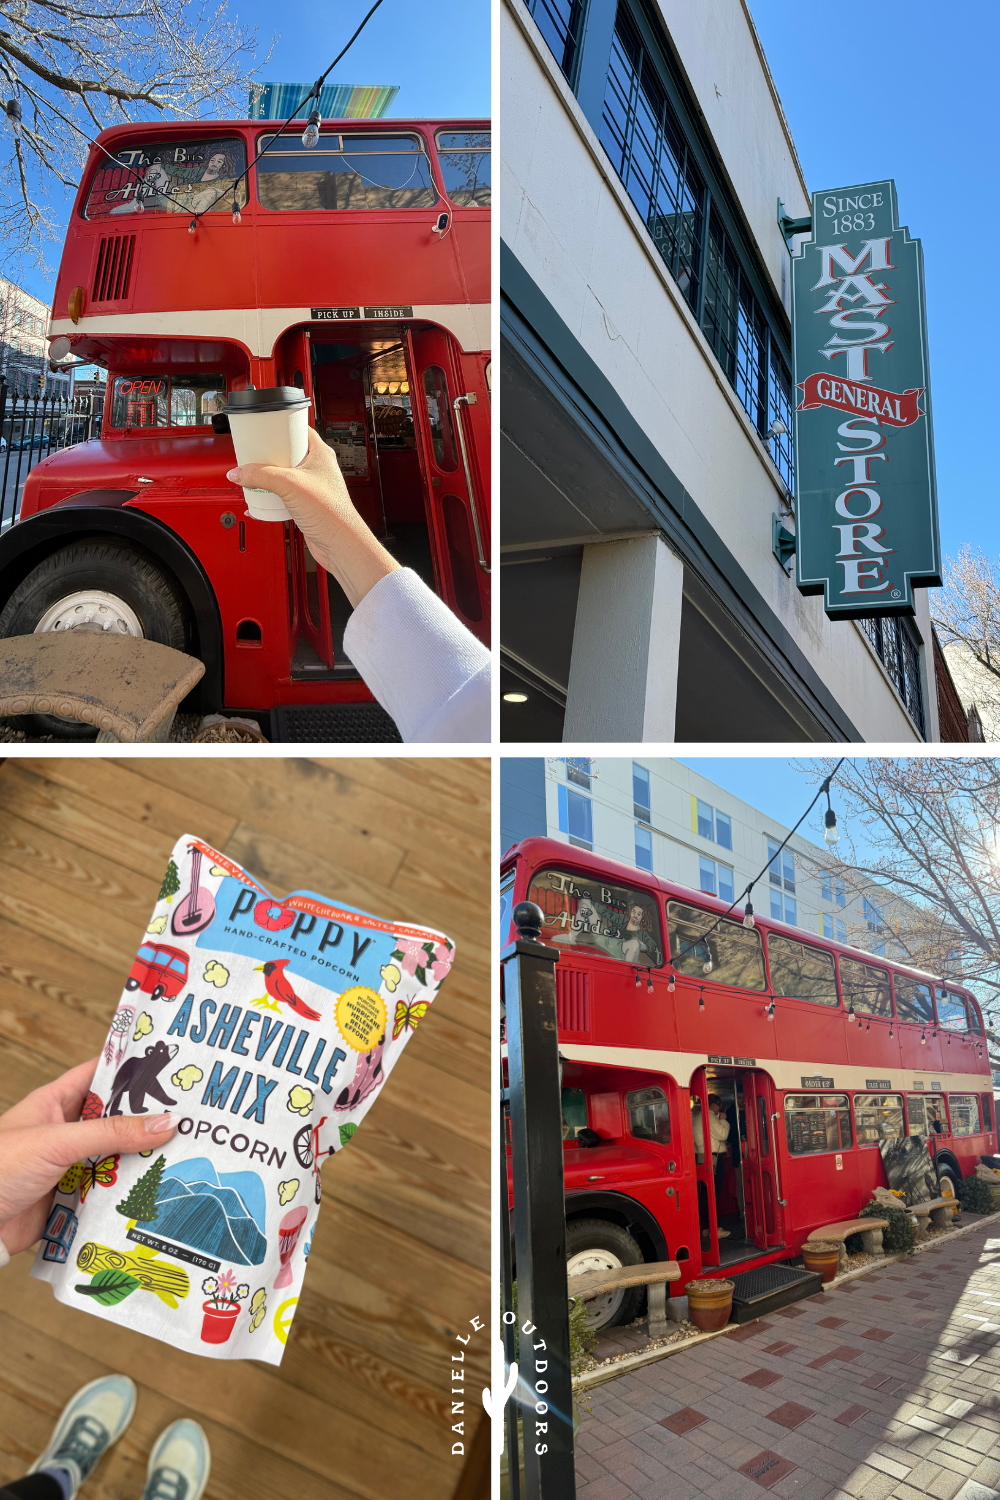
[561,1086,588,1140]
[906,1095,927,1136]
[936,989,969,1032]
[949,1094,981,1135]
[627,1086,670,1143]
[422,366,458,470]
[982,1094,994,1133]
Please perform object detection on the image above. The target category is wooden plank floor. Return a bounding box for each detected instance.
[0,755,490,1500]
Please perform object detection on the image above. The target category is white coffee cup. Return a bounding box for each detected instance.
[224,387,311,522]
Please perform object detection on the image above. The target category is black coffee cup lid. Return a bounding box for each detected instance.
[224,386,310,414]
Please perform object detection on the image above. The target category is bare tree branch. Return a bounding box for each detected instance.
[0,0,272,271]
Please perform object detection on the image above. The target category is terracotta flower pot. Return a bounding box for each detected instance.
[201,1300,240,1344]
[802,1240,841,1284]
[685,1278,735,1332]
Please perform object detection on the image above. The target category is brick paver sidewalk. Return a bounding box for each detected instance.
[576,1221,1000,1500]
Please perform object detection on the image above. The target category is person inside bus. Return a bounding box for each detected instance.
[227,428,490,742]
[692,1095,731,1236]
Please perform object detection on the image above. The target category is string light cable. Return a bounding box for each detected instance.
[665,760,846,995]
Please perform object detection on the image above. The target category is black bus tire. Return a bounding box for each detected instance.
[565,1218,645,1331]
[0,540,188,739]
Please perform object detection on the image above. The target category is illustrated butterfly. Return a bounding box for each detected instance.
[392,999,429,1040]
[58,1155,120,1201]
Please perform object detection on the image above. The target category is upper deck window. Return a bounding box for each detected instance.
[767,934,838,1007]
[85,138,247,219]
[936,989,969,1032]
[527,867,664,968]
[110,373,225,429]
[893,977,935,1026]
[256,132,437,211]
[839,956,892,1019]
[666,901,766,990]
[435,130,491,207]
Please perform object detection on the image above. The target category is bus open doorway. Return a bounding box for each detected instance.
[693,1066,784,1270]
[288,319,487,679]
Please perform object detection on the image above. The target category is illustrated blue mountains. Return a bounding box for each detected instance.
[135,1156,267,1265]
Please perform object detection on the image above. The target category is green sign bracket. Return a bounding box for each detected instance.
[772,515,796,573]
[777,198,811,247]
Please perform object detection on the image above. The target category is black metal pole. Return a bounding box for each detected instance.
[502,901,575,1500]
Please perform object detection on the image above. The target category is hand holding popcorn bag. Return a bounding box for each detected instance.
[31,834,454,1364]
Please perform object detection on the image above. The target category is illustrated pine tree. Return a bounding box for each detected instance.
[158,860,181,904]
[116,1155,166,1222]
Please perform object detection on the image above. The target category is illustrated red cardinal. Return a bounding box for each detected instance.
[251,959,320,1021]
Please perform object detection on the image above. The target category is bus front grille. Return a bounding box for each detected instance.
[93,235,135,303]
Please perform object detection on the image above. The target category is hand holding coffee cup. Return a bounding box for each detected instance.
[224,387,312,522]
[226,425,400,608]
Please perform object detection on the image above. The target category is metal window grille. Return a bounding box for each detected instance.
[858,615,926,735]
[523,0,584,80]
[600,7,705,313]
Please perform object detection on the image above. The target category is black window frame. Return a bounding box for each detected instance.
[523,0,585,83]
[857,614,926,736]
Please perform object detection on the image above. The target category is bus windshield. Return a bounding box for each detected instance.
[256,132,437,211]
[527,867,664,968]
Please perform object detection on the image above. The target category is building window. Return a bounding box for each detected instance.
[836,919,847,944]
[601,6,705,314]
[698,857,733,904]
[557,783,593,849]
[715,810,732,850]
[767,839,795,893]
[523,0,584,82]
[863,897,884,935]
[820,871,832,902]
[635,824,653,872]
[821,913,833,939]
[696,798,714,839]
[857,615,926,735]
[836,878,846,907]
[566,757,592,789]
[770,890,796,926]
[633,763,651,820]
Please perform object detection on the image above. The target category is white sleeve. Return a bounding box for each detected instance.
[0,1234,9,1269]
[342,569,491,742]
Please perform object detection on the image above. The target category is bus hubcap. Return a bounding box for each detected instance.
[567,1248,625,1329]
[34,590,143,637]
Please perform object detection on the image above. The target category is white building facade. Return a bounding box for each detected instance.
[518,756,904,959]
[499,0,942,742]
[0,277,73,397]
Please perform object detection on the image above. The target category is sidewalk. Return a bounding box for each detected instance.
[575,1219,1000,1500]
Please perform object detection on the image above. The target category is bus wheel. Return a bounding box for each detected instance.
[937,1164,961,1217]
[0,541,188,739]
[565,1219,644,1331]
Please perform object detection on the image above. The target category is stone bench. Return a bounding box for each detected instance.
[805,1217,889,1270]
[568,1259,681,1341]
[910,1197,954,1239]
[0,632,205,742]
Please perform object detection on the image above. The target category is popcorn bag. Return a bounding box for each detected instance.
[31,835,455,1364]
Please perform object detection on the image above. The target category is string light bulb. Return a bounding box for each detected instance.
[647,972,653,994]
[702,958,713,975]
[302,106,322,149]
[634,968,641,990]
[743,898,755,929]
[698,987,705,1014]
[667,971,675,994]
[848,1001,855,1021]
[920,1028,926,1045]
[824,808,839,847]
[232,193,242,224]
[188,218,197,235]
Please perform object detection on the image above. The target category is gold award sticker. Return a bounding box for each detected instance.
[335,986,387,1051]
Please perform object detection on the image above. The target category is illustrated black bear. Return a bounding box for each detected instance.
[106,1039,178,1115]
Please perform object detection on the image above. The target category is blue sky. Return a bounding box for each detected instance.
[15,0,489,307]
[746,0,1000,563]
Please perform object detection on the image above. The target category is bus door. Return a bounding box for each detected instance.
[276,326,335,671]
[740,1071,784,1250]
[406,327,489,640]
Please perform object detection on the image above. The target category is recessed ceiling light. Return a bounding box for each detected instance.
[503,692,528,703]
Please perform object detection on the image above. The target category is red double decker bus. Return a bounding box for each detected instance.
[502,837,995,1329]
[0,118,489,738]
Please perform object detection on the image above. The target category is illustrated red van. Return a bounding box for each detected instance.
[126,941,189,1000]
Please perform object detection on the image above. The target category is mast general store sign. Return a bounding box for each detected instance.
[791,181,941,619]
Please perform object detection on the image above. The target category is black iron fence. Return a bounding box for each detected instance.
[501,901,576,1499]
[0,379,102,531]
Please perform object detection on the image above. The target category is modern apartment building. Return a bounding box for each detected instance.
[0,276,73,396]
[501,755,910,959]
[499,0,944,742]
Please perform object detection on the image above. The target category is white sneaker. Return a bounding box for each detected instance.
[28,1375,136,1498]
[140,1419,211,1500]
[717,1228,731,1238]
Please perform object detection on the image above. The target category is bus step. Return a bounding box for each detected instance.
[729,1264,823,1324]
[270,704,402,743]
